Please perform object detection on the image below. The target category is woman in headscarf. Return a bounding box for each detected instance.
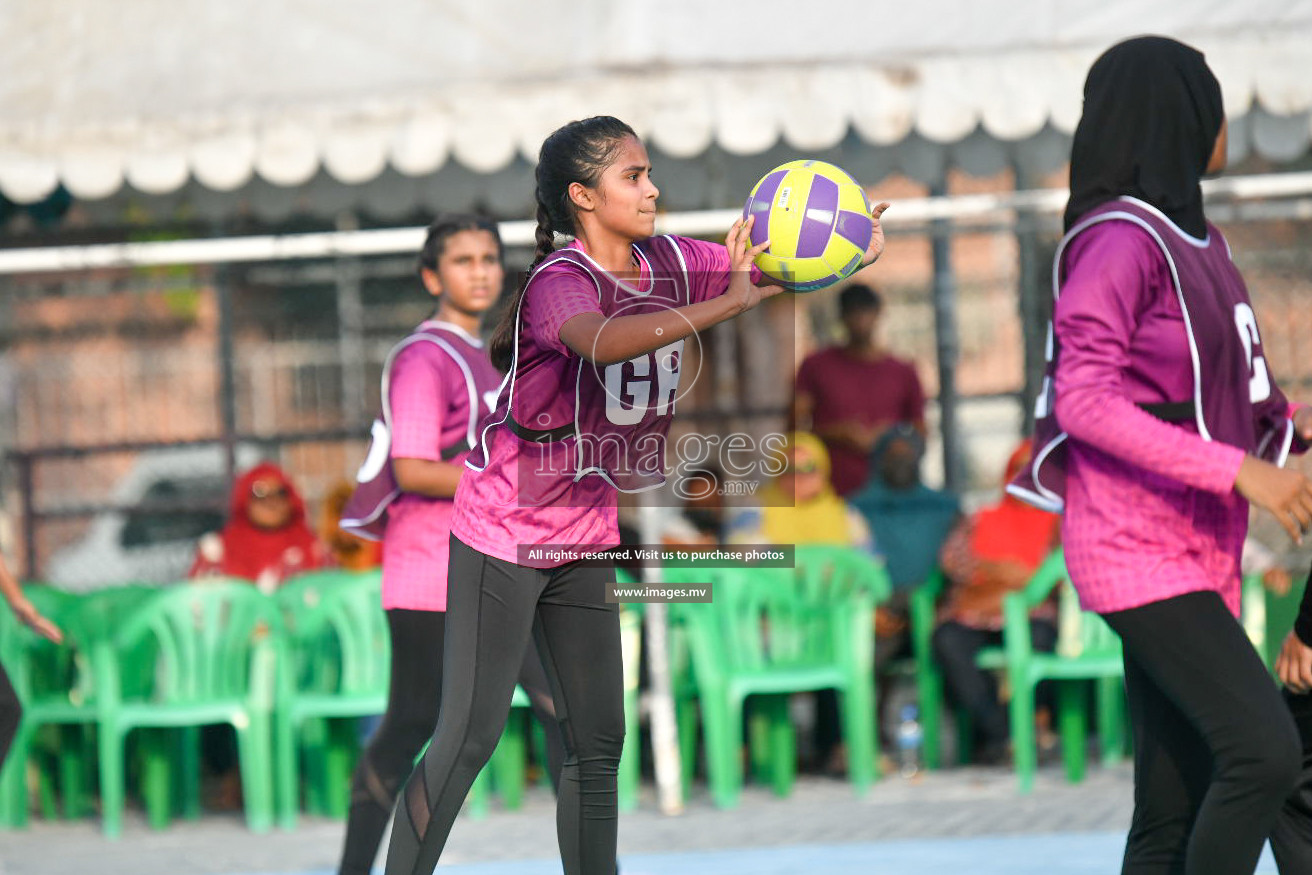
[1014,36,1312,873]
[187,461,331,808]
[850,424,960,592]
[189,462,330,592]
[738,432,875,551]
[933,440,1059,766]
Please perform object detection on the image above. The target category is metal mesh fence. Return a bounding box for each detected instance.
[3,192,1311,585]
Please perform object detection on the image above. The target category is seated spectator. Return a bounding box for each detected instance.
[729,433,875,553]
[321,480,383,571]
[189,461,331,809]
[849,424,961,746]
[190,462,330,593]
[931,440,1060,765]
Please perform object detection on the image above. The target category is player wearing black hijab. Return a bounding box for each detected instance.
[1038,35,1312,875]
[1064,35,1224,239]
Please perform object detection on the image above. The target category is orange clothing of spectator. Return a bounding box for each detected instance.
[321,481,382,571]
[939,441,1061,630]
[189,462,329,590]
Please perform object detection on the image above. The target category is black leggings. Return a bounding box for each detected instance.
[338,608,565,875]
[1102,590,1300,875]
[0,663,19,767]
[384,536,624,875]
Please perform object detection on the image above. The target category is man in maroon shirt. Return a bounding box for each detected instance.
[792,285,926,497]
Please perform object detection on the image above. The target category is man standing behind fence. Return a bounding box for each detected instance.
[792,285,926,498]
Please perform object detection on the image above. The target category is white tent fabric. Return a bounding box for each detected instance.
[3,0,1311,204]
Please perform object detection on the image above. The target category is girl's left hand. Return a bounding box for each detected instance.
[1277,630,1312,694]
[725,215,784,314]
[862,202,891,267]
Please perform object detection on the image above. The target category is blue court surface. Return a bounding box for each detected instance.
[245,833,1281,875]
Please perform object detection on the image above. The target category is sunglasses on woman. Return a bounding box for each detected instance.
[251,481,289,500]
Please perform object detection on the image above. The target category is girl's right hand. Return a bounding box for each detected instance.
[1234,455,1312,543]
[724,215,784,314]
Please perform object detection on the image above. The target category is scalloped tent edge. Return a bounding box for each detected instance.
[2,8,1310,208]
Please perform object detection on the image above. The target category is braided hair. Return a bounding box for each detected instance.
[488,116,637,372]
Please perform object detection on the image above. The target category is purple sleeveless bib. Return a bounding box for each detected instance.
[469,235,692,495]
[340,324,501,540]
[1009,197,1291,512]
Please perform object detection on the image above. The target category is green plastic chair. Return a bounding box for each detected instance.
[620,572,703,798]
[273,569,389,829]
[90,581,283,838]
[793,545,893,605]
[0,585,95,828]
[1239,571,1290,669]
[80,585,193,825]
[790,545,891,779]
[907,568,1009,769]
[666,562,877,809]
[1254,574,1306,671]
[1002,548,1127,793]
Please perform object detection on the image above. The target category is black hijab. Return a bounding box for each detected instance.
[1065,36,1224,238]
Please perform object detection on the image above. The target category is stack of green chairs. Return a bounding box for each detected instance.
[1002,549,1126,793]
[273,569,389,829]
[624,567,735,799]
[0,584,94,828]
[91,581,283,837]
[666,561,877,809]
[69,584,169,822]
[789,545,891,782]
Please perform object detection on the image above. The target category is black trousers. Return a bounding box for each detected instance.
[1102,591,1300,875]
[384,536,624,875]
[337,608,564,875]
[932,618,1057,750]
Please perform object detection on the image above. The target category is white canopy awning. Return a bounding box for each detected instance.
[3,0,1311,206]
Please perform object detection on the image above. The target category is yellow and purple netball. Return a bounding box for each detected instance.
[742,160,872,293]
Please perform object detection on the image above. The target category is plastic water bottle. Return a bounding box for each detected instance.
[896,704,923,778]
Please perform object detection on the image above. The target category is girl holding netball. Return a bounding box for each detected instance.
[382,116,888,875]
[335,215,563,875]
[1013,37,1312,874]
